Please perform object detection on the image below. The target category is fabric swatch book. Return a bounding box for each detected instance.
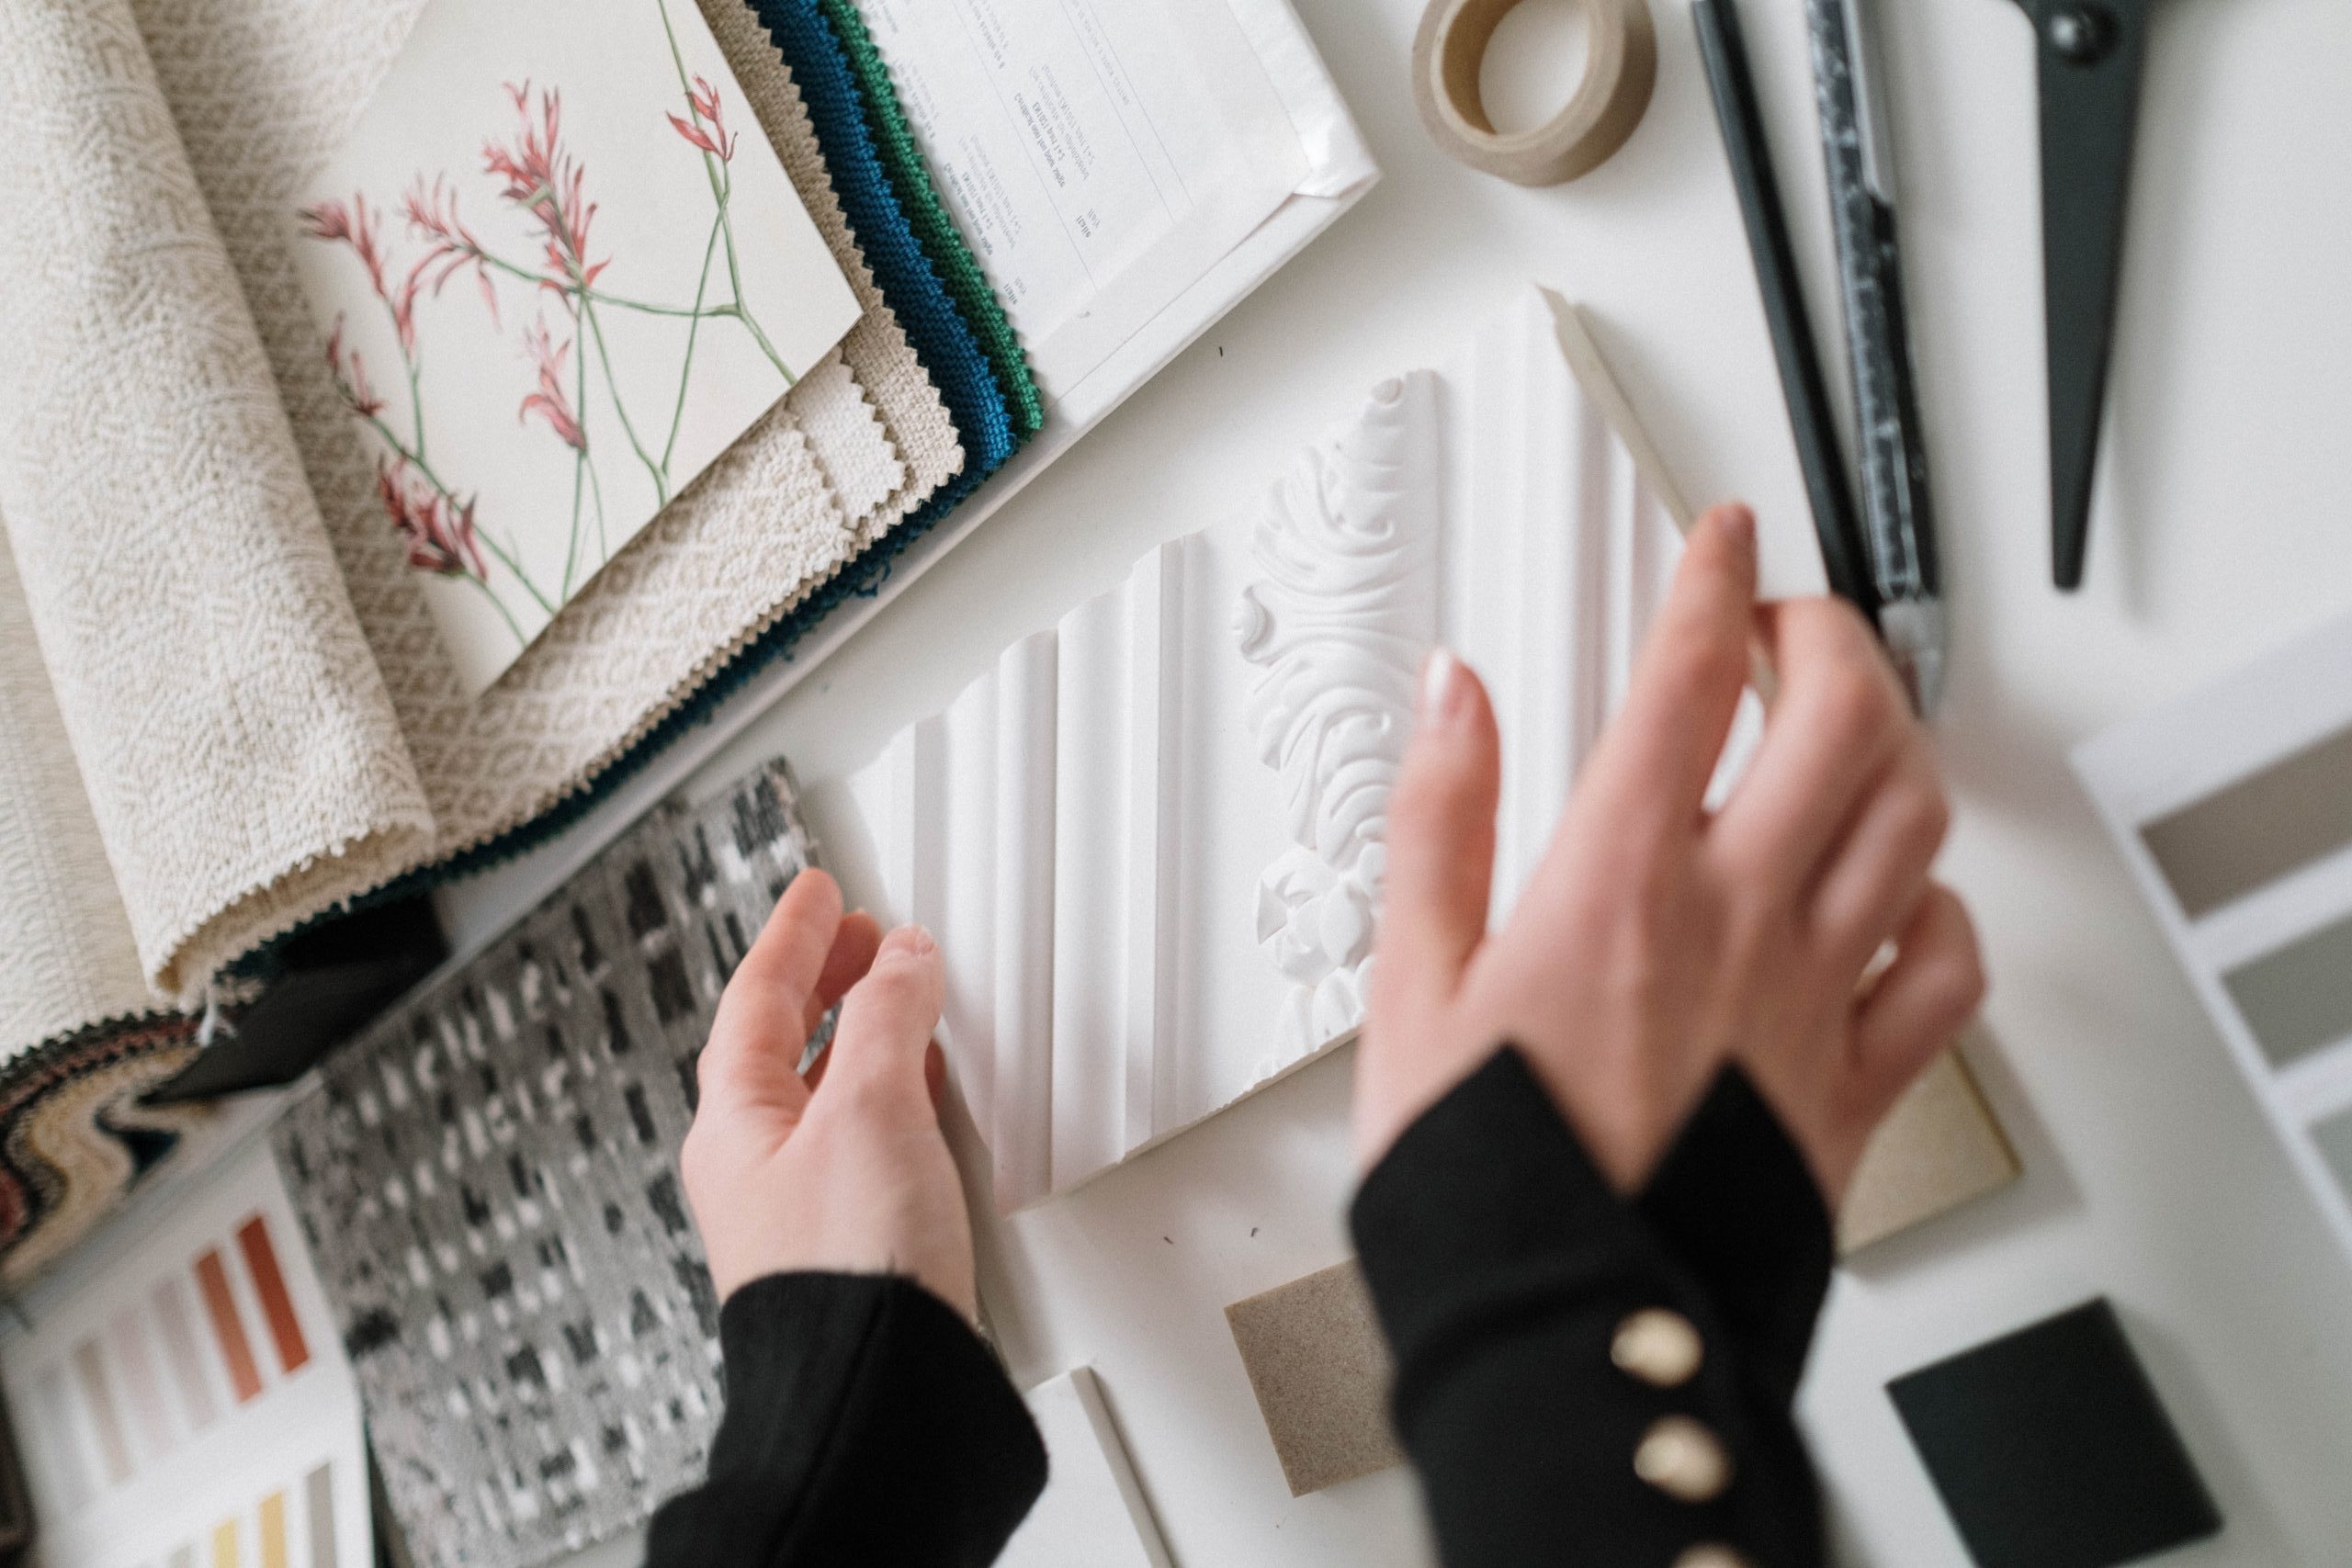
[0,0,1369,1285]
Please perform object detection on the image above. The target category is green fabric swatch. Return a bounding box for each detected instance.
[819,0,1046,439]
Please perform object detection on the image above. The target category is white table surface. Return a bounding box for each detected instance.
[454,0,2352,1561]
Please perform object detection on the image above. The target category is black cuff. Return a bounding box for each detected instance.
[1637,1068,1835,1411]
[1351,1048,1710,1387]
[1349,1047,1826,1568]
[645,1273,1045,1568]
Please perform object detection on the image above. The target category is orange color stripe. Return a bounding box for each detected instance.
[235,1216,311,1375]
[193,1248,263,1404]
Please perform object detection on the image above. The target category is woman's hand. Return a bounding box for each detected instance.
[679,869,978,1320]
[1357,504,1985,1204]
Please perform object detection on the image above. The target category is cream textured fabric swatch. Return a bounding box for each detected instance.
[0,536,156,1062]
[130,0,962,854]
[793,350,908,525]
[0,0,437,1004]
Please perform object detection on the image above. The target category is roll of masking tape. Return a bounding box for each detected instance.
[1412,0,1658,186]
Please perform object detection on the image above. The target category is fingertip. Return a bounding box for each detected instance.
[1714,501,1757,553]
[788,866,843,919]
[878,922,940,963]
[1381,649,1502,1002]
[1696,502,1758,578]
[718,867,848,1042]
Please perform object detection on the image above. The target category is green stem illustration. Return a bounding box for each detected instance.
[469,247,731,321]
[654,0,793,386]
[578,289,668,505]
[663,212,726,470]
[561,308,592,599]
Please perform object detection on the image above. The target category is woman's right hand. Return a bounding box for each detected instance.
[1357,503,1985,1204]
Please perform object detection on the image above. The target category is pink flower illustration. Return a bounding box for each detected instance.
[484,82,606,294]
[667,75,736,162]
[518,318,586,451]
[402,175,502,327]
[377,457,486,579]
[324,317,385,419]
[300,195,423,355]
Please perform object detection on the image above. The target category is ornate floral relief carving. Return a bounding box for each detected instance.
[1235,373,1440,1054]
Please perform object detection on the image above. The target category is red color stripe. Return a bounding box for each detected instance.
[235,1215,311,1376]
[192,1248,262,1403]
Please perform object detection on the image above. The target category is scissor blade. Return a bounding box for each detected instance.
[2032,2,2154,590]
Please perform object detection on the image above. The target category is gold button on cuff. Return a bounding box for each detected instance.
[1672,1546,1753,1568]
[1611,1308,1703,1387]
[1634,1415,1733,1504]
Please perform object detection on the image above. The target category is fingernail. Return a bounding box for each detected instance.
[1420,647,1466,731]
[1718,504,1756,554]
[888,924,936,956]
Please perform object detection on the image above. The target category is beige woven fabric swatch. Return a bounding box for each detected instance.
[0,536,157,1062]
[794,350,909,525]
[0,0,437,1004]
[131,0,962,854]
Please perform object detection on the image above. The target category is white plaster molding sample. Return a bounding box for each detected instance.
[1237,371,1441,1062]
[842,289,1676,1211]
[842,285,2007,1241]
[846,389,1425,1209]
[999,1367,1172,1568]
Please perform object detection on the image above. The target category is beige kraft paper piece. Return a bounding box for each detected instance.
[1225,1261,1406,1496]
[1839,1048,2020,1255]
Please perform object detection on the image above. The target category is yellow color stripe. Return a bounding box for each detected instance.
[259,1490,288,1568]
[211,1517,239,1568]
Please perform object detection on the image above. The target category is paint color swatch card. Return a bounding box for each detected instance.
[2075,611,2352,1265]
[290,0,861,696]
[0,1139,369,1568]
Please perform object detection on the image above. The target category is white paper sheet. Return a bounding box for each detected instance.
[1000,1367,1172,1568]
[1,1139,369,1568]
[860,0,1308,395]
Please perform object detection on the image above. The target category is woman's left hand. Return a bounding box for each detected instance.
[678,869,978,1320]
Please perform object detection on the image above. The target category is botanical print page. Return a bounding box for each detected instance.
[860,0,1306,395]
[291,0,861,696]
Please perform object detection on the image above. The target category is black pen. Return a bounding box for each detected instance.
[1805,0,1945,715]
[1690,0,1879,625]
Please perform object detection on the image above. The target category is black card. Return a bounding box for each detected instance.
[1888,1298,2222,1568]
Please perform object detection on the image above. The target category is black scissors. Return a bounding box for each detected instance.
[2008,0,2166,591]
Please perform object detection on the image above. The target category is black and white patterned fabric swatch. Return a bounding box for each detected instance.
[273,760,816,1568]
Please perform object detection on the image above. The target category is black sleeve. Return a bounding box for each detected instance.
[1637,1069,1835,1414]
[643,1272,1046,1568]
[1351,1047,1830,1568]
